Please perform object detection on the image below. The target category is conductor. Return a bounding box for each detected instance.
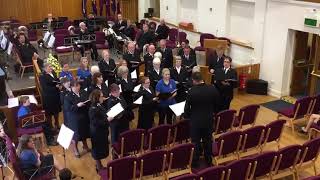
[184,72,220,168]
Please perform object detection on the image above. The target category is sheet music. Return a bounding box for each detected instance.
[105,80,108,86]
[47,35,55,48]
[119,84,122,93]
[56,46,72,50]
[134,96,143,105]
[7,42,13,55]
[7,98,19,108]
[107,103,124,118]
[169,101,186,116]
[1,36,7,49]
[133,84,141,92]
[43,31,50,42]
[57,124,75,149]
[131,70,137,79]
[7,95,38,108]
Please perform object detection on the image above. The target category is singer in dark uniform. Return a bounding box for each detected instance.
[64,81,90,158]
[117,66,135,106]
[39,63,61,129]
[136,77,158,130]
[181,46,197,73]
[88,89,113,171]
[143,44,156,74]
[98,50,116,85]
[208,46,226,83]
[148,58,162,89]
[78,22,98,61]
[137,24,155,51]
[89,72,109,102]
[113,13,127,35]
[170,56,189,103]
[106,84,132,144]
[184,72,220,168]
[157,39,173,69]
[155,19,170,41]
[214,57,238,110]
[123,42,141,73]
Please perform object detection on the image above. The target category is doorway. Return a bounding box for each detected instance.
[290,31,317,97]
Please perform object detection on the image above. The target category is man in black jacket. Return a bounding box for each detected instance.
[155,19,169,41]
[98,50,117,85]
[113,13,127,35]
[137,24,155,51]
[181,46,197,73]
[214,57,238,111]
[184,72,220,168]
[208,46,226,81]
[123,42,141,73]
[157,39,173,69]
[78,22,98,61]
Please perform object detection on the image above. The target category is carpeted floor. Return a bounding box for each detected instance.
[260,99,293,112]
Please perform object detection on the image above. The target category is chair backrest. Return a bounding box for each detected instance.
[54,29,69,36]
[300,137,320,163]
[276,145,302,171]
[147,124,172,150]
[168,143,194,171]
[200,33,216,47]
[225,158,254,180]
[250,151,278,178]
[216,130,242,156]
[238,104,260,127]
[294,96,313,118]
[18,111,46,128]
[138,150,167,178]
[264,119,286,143]
[173,120,190,143]
[54,34,66,47]
[95,31,106,44]
[197,165,226,180]
[168,28,178,41]
[242,125,265,151]
[63,20,72,29]
[215,109,236,134]
[119,129,145,156]
[105,156,137,180]
[311,94,320,114]
[171,174,199,180]
[149,21,157,29]
[28,29,37,41]
[179,32,187,43]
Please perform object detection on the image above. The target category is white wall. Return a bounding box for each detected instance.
[261,0,320,97]
[179,0,198,29]
[229,0,255,43]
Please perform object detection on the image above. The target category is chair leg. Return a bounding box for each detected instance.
[313,163,317,175]
[290,120,295,134]
[20,67,25,79]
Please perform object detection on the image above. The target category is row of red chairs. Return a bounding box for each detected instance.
[102,137,320,180]
[112,120,190,159]
[177,137,320,180]
[213,119,286,165]
[277,94,320,134]
[214,104,260,136]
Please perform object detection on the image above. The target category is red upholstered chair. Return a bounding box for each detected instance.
[112,129,145,159]
[263,119,286,150]
[166,28,178,48]
[54,29,69,36]
[214,109,236,136]
[28,29,38,42]
[197,165,226,180]
[99,156,138,180]
[194,33,216,52]
[277,96,313,133]
[95,31,109,50]
[63,20,73,29]
[178,32,187,45]
[225,158,256,180]
[172,120,190,144]
[234,104,260,129]
[13,46,33,78]
[147,125,172,150]
[137,150,167,179]
[246,151,278,179]
[167,143,194,179]
[297,137,320,176]
[54,34,73,61]
[241,125,265,154]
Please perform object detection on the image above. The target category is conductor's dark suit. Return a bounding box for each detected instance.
[214,67,238,111]
[184,83,220,166]
[170,66,189,102]
[156,47,173,68]
[208,53,225,83]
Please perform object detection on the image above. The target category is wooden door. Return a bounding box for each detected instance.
[121,0,138,22]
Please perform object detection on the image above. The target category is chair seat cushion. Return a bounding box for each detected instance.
[96,44,109,49]
[278,108,294,118]
[55,47,73,53]
[212,142,218,156]
[17,127,43,137]
[194,46,205,51]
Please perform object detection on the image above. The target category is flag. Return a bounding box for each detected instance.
[105,0,111,17]
[99,0,104,16]
[92,0,97,15]
[82,0,87,18]
[116,0,121,14]
[111,0,116,15]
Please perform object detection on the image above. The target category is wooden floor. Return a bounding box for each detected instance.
[2,92,318,180]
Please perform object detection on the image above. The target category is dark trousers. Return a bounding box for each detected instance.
[110,119,129,144]
[158,106,173,125]
[221,95,233,111]
[79,43,98,61]
[191,126,213,165]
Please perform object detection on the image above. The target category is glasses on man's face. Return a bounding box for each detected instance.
[224,61,231,63]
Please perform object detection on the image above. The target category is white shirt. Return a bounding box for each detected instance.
[224,67,230,74]
[144,87,151,94]
[176,66,181,74]
[154,68,160,75]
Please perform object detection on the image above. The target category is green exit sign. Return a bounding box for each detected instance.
[305,18,318,27]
